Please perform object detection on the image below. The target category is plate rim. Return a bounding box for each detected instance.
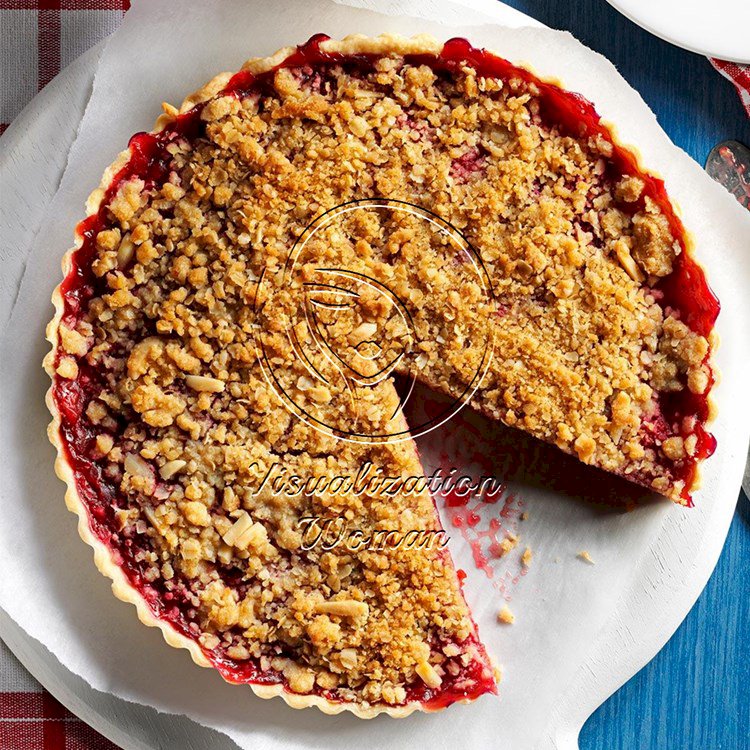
[605,0,750,64]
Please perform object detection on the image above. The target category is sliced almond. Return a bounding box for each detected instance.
[124,452,153,480]
[117,236,135,268]
[234,521,269,552]
[144,506,168,536]
[222,511,253,548]
[315,600,369,619]
[614,239,644,282]
[416,660,442,689]
[185,374,225,393]
[124,453,156,495]
[159,459,187,480]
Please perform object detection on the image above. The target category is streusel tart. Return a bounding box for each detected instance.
[45,34,719,717]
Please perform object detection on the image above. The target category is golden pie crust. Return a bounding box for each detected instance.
[44,33,718,718]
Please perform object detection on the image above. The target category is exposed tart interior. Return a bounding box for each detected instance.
[45,34,719,716]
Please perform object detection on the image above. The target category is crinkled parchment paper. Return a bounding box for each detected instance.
[1,0,749,748]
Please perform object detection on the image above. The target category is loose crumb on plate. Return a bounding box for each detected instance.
[497,606,515,625]
[521,546,533,568]
[494,533,519,557]
[577,550,596,565]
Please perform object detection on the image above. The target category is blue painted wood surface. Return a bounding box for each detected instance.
[499,2,750,747]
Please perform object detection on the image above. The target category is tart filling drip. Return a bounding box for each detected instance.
[48,35,718,714]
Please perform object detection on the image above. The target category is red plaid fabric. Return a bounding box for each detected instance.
[0,13,132,750]
[0,640,119,749]
[0,5,131,740]
[0,693,119,750]
[0,0,130,135]
[0,0,130,750]
[711,58,750,117]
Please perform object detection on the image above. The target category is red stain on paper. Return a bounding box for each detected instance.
[407,385,530,598]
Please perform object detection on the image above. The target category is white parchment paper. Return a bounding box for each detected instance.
[1,1,749,748]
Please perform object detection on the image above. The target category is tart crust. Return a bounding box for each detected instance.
[44,33,718,718]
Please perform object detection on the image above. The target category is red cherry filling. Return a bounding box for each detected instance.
[450,146,488,184]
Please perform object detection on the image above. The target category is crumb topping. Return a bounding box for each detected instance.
[51,43,715,709]
[577,550,595,565]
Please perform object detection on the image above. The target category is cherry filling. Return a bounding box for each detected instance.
[52,34,718,705]
[211,631,495,709]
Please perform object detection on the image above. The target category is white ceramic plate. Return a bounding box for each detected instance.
[606,0,750,63]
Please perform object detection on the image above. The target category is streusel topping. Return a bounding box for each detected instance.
[51,38,716,710]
